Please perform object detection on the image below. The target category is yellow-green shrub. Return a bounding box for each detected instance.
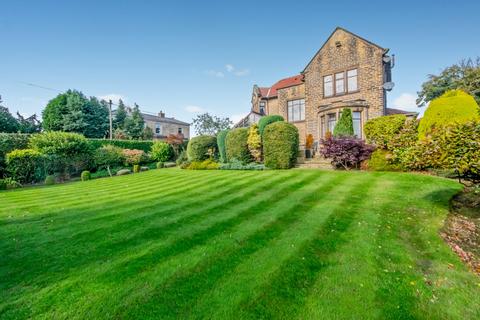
[418,90,480,139]
[247,124,262,162]
[364,114,407,148]
[225,128,251,163]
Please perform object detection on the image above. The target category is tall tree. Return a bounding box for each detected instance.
[192,113,232,136]
[124,103,145,139]
[42,90,109,137]
[16,112,41,133]
[114,99,128,130]
[417,57,480,106]
[0,96,19,133]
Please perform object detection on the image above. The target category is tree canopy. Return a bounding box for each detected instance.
[192,113,232,136]
[417,57,480,107]
[42,90,109,138]
[0,96,19,133]
[124,103,145,139]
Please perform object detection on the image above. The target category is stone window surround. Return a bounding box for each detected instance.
[323,66,360,98]
[287,98,306,123]
[316,104,369,140]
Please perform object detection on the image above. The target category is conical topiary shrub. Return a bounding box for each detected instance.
[333,108,354,137]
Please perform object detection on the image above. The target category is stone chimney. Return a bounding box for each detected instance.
[158,110,165,118]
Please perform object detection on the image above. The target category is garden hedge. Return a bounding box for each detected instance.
[263,122,299,169]
[364,114,407,148]
[186,135,217,161]
[418,90,480,139]
[217,129,229,163]
[88,139,154,153]
[0,133,31,177]
[258,115,284,136]
[225,128,251,163]
[6,149,45,183]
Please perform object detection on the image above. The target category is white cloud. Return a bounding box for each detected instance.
[99,93,126,103]
[230,113,248,124]
[185,105,205,113]
[392,93,418,111]
[225,64,250,77]
[205,70,225,78]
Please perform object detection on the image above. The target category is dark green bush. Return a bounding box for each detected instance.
[418,90,480,139]
[365,149,401,172]
[88,139,153,153]
[258,115,284,136]
[81,171,91,181]
[151,141,174,162]
[333,108,354,137]
[217,129,229,163]
[364,114,407,148]
[176,149,188,166]
[0,133,30,176]
[187,135,217,161]
[225,128,251,163]
[6,149,44,183]
[219,158,266,170]
[44,175,56,185]
[263,122,299,169]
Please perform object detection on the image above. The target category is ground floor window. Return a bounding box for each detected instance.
[178,127,183,134]
[327,113,336,134]
[352,111,362,138]
[287,99,305,122]
[155,124,161,134]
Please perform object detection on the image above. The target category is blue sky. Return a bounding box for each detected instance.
[1,0,479,123]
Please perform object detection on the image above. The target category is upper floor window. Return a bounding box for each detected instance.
[323,68,359,97]
[287,99,305,122]
[259,101,266,115]
[335,72,345,94]
[178,127,183,134]
[347,69,358,92]
[324,75,333,97]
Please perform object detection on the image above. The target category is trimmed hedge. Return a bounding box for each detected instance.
[263,122,299,169]
[366,149,401,172]
[364,114,407,148]
[6,149,44,183]
[225,128,251,163]
[187,135,217,161]
[88,139,154,153]
[217,129,229,163]
[258,115,284,136]
[418,90,480,139]
[0,133,30,176]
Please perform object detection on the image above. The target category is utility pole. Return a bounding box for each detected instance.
[109,99,113,140]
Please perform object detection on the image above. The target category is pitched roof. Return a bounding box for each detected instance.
[302,27,388,73]
[140,112,190,126]
[259,74,304,99]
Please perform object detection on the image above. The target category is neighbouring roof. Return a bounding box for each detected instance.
[385,108,418,117]
[258,74,304,99]
[141,112,190,126]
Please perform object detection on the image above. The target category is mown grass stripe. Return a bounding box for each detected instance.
[116,172,346,319]
[234,173,378,319]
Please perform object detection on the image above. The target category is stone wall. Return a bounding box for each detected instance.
[276,83,306,145]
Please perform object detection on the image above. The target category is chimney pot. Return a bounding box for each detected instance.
[159,110,165,118]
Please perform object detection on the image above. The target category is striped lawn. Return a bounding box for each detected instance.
[0,169,479,319]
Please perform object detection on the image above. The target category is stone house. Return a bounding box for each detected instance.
[235,27,415,149]
[139,110,190,140]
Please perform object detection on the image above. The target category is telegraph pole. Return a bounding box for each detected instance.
[109,99,113,140]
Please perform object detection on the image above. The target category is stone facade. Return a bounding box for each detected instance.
[238,27,401,150]
[141,112,190,140]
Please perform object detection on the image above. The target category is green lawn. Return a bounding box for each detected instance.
[1,169,479,319]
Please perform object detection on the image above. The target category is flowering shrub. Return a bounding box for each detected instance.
[122,149,148,165]
[320,137,375,170]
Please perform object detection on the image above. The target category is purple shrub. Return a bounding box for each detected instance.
[320,137,375,170]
